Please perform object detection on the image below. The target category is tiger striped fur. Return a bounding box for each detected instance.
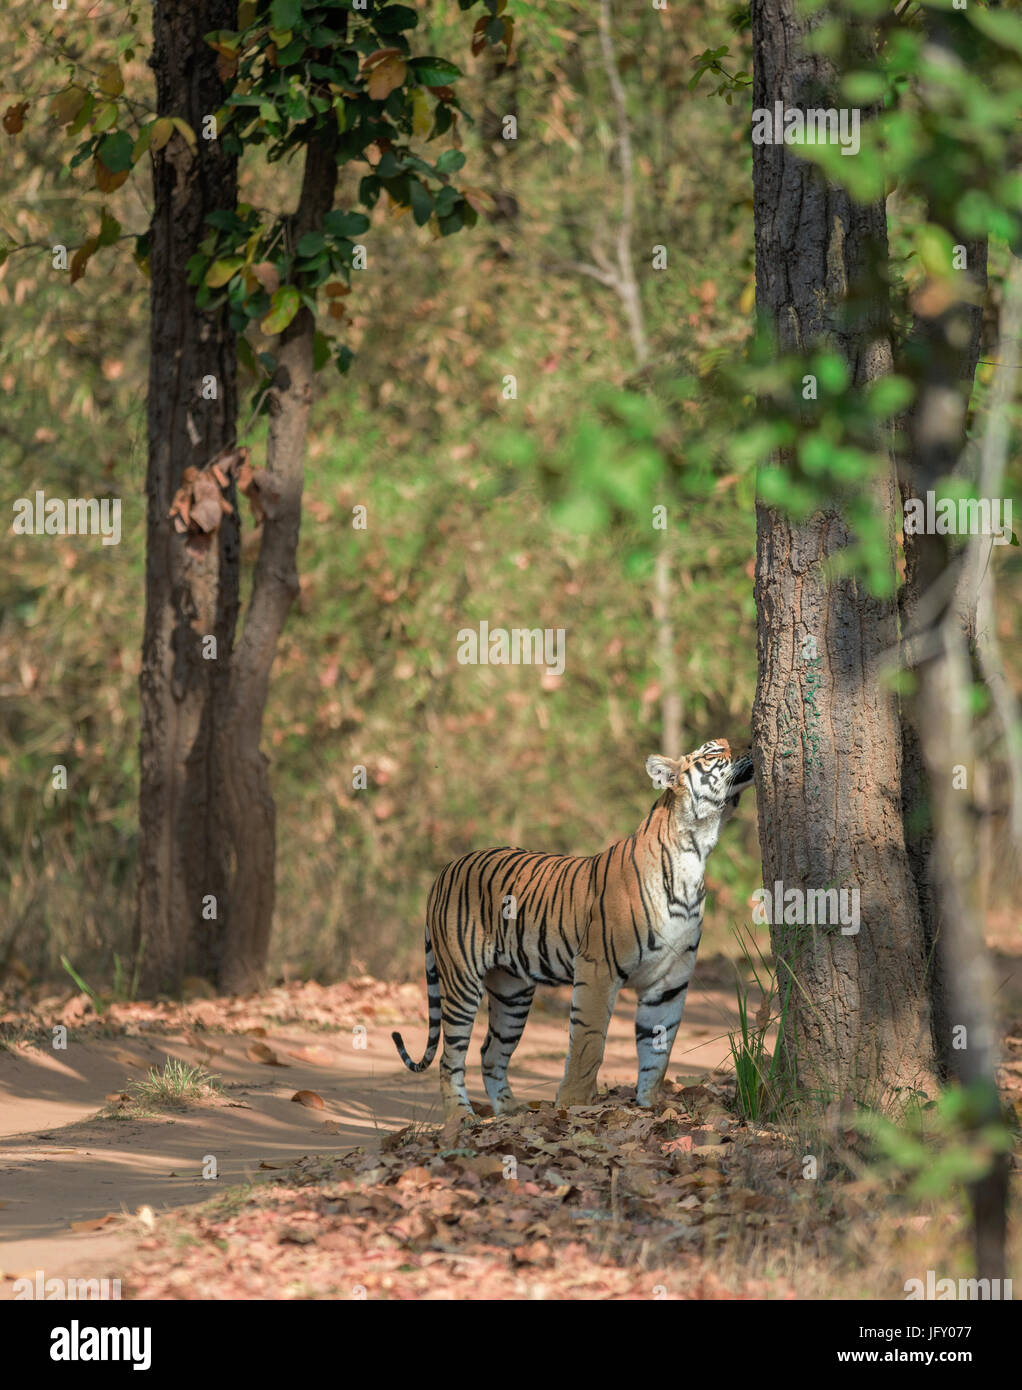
[392,739,755,1119]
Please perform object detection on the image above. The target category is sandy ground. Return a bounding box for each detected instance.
[0,973,745,1296]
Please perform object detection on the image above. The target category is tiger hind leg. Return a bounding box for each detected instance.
[557,960,620,1107]
[439,974,484,1120]
[480,968,535,1115]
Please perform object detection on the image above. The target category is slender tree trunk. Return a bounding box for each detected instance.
[215,133,339,993]
[896,7,1007,1280]
[898,231,986,1079]
[750,0,937,1102]
[896,11,989,1084]
[653,544,682,758]
[136,0,238,993]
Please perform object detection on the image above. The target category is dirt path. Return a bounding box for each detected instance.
[0,972,746,1295]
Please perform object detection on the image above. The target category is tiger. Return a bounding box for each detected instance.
[392,739,755,1119]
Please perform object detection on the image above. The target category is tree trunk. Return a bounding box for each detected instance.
[136,0,238,993]
[898,231,987,1080]
[214,133,339,994]
[896,6,1006,1279]
[896,11,989,1085]
[653,544,682,758]
[750,0,937,1103]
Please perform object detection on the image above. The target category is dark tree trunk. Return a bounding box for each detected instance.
[750,0,937,1102]
[214,133,339,994]
[897,5,1006,1284]
[898,228,987,1081]
[136,0,238,993]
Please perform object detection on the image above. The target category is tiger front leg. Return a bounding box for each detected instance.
[634,979,689,1107]
[556,960,620,1108]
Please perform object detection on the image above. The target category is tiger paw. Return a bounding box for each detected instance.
[442,1106,483,1130]
[494,1096,531,1116]
[556,1086,596,1108]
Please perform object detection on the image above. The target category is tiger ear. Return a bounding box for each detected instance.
[646,754,682,790]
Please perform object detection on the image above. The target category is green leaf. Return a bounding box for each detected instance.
[238,337,258,374]
[409,178,433,226]
[324,210,370,237]
[864,375,913,419]
[270,0,301,29]
[97,209,121,247]
[297,231,326,256]
[260,284,301,335]
[132,123,154,162]
[97,129,134,173]
[375,5,418,33]
[841,70,886,105]
[92,102,119,133]
[436,149,466,174]
[205,257,245,288]
[375,151,403,179]
[814,352,849,394]
[410,57,461,86]
[969,7,1022,59]
[433,184,458,216]
[68,92,95,135]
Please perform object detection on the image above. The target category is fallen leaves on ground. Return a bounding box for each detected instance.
[123,1081,822,1300]
[0,976,428,1049]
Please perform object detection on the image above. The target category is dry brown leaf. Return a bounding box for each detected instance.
[291,1089,326,1109]
[396,1166,433,1188]
[661,1134,693,1154]
[453,1154,504,1179]
[247,1041,286,1066]
[250,261,280,295]
[3,101,29,134]
[364,50,406,101]
[70,1213,118,1233]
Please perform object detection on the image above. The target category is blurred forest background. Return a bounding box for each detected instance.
[1,0,1019,988]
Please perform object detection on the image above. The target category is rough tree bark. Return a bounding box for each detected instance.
[136,0,238,992]
[750,0,937,1102]
[213,132,339,994]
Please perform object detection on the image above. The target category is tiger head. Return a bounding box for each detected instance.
[645,739,755,827]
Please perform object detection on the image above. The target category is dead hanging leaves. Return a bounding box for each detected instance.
[168,445,281,554]
[3,101,30,135]
[362,49,406,102]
